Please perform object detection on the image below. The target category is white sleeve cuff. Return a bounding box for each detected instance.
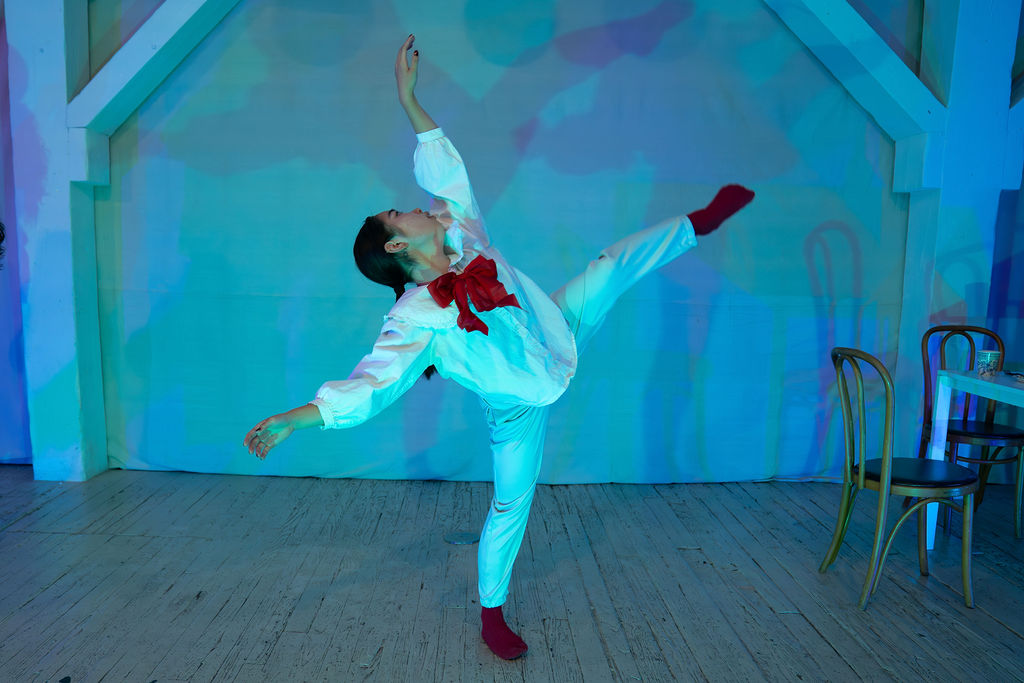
[309,399,335,430]
[416,127,445,143]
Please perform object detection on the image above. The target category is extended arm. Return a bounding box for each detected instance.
[244,318,435,459]
[396,35,437,134]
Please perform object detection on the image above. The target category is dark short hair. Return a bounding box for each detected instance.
[0,221,6,269]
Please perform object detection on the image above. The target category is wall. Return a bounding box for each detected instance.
[0,4,31,465]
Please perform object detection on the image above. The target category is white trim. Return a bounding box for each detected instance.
[66,0,243,136]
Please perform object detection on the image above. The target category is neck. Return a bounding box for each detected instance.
[409,243,453,284]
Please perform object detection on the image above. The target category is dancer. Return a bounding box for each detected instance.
[244,34,753,660]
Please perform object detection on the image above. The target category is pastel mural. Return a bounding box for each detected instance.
[3,0,1021,482]
[83,0,901,482]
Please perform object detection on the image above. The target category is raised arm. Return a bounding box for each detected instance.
[395,35,486,241]
[396,35,437,134]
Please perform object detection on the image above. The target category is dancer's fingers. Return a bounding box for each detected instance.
[243,425,260,448]
[244,419,269,453]
[396,34,413,70]
[247,414,294,459]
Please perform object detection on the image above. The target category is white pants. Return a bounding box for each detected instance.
[477,215,696,607]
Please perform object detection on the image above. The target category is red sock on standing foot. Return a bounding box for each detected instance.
[687,184,755,236]
[481,606,528,660]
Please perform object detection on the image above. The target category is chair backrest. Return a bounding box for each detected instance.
[831,347,895,493]
[920,325,1005,425]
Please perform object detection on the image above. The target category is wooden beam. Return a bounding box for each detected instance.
[762,0,945,141]
[67,128,110,186]
[62,0,90,98]
[893,131,945,192]
[66,0,242,136]
[5,0,107,480]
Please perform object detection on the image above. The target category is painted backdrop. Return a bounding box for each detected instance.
[92,0,909,482]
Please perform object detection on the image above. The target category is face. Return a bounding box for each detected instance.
[377,208,445,253]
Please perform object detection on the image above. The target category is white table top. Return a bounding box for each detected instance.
[937,369,1024,408]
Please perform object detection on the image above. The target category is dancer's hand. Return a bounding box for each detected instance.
[395,34,419,105]
[393,34,438,134]
[244,413,294,459]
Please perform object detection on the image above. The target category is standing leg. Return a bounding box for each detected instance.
[478,402,548,659]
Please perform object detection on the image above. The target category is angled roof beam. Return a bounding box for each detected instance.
[66,0,242,136]
[763,0,945,141]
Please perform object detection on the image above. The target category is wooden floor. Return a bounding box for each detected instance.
[0,466,1022,682]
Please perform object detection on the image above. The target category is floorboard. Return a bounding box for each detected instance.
[1,466,1022,682]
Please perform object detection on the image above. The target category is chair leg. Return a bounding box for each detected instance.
[917,431,930,460]
[970,446,995,509]
[962,493,975,608]
[1015,450,1024,539]
[859,493,890,609]
[976,445,994,507]
[944,444,959,535]
[820,482,856,572]
[916,504,929,576]
[904,434,931,511]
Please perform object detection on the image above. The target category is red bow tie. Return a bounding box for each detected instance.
[427,255,521,334]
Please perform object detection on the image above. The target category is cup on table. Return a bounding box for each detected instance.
[976,349,1001,376]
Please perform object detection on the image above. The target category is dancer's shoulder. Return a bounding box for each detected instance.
[385,286,458,330]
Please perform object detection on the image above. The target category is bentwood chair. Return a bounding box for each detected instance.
[919,325,1024,537]
[820,347,979,609]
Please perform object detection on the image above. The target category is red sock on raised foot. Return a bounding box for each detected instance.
[481,606,528,660]
[687,184,755,236]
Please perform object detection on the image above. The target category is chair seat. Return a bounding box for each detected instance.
[947,420,1024,441]
[857,458,978,487]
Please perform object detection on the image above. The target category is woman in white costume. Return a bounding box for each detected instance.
[245,35,753,660]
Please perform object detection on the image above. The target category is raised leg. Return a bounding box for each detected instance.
[551,215,697,352]
[551,187,754,351]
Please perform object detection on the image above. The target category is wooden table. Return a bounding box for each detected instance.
[925,369,1024,548]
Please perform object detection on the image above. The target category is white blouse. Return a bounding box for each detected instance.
[310,128,578,429]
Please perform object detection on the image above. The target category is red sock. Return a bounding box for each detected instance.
[481,606,528,660]
[687,184,755,236]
